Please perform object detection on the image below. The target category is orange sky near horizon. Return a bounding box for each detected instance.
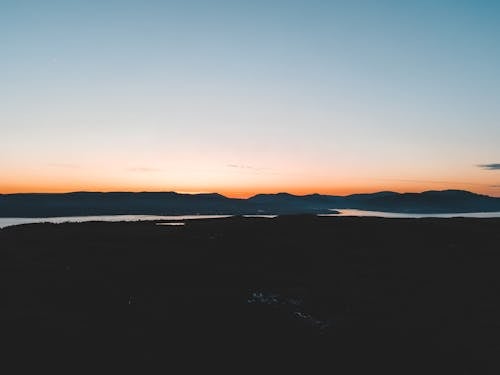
[2,179,499,198]
[2,149,499,198]
[3,153,500,197]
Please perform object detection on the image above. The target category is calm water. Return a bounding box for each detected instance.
[1,210,499,229]
[0,215,231,229]
[331,209,500,218]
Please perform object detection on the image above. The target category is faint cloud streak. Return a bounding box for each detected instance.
[127,167,162,172]
[227,164,259,170]
[375,178,486,187]
[48,163,80,169]
[226,164,279,175]
[478,163,500,170]
[226,164,270,171]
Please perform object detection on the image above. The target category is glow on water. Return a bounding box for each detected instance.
[324,209,500,218]
[2,210,500,230]
[0,215,231,229]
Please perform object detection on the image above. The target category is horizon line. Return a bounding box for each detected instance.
[1,188,497,199]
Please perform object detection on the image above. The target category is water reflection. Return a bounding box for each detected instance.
[326,209,500,219]
[243,215,277,218]
[2,210,500,230]
[0,215,230,229]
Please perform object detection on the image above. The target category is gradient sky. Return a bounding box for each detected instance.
[2,0,500,197]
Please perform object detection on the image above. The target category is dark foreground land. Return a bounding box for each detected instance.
[2,216,500,373]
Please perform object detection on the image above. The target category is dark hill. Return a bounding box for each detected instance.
[344,189,500,213]
[1,189,499,217]
[2,217,500,372]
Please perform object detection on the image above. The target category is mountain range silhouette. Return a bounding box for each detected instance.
[1,189,500,217]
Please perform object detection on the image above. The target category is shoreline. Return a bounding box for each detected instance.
[3,209,500,230]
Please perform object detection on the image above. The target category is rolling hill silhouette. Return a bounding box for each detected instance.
[1,190,500,217]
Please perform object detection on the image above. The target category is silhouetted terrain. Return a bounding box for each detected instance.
[2,216,500,373]
[344,189,500,213]
[1,189,500,217]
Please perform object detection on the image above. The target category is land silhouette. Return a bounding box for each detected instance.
[2,216,500,373]
[1,189,500,217]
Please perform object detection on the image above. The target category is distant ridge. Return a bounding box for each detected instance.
[1,190,500,217]
[341,189,500,213]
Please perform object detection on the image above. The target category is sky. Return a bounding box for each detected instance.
[2,0,500,197]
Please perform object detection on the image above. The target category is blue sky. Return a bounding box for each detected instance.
[2,0,500,196]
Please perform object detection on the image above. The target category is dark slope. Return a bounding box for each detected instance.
[1,189,500,217]
[2,217,500,373]
[0,191,243,217]
[0,191,337,217]
[247,192,345,214]
[344,189,500,213]
[251,189,500,213]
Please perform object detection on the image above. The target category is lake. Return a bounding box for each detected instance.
[1,210,500,229]
[0,214,231,229]
[332,209,500,218]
